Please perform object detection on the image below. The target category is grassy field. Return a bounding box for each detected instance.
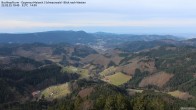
[168,90,193,100]
[127,89,143,95]
[127,89,143,93]
[62,66,78,73]
[100,66,116,76]
[103,72,132,86]
[40,83,70,100]
[62,66,89,78]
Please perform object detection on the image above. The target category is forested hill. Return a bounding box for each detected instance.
[0,31,182,44]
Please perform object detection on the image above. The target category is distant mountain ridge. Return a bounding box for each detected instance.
[116,38,196,52]
[0,31,183,45]
[0,31,95,44]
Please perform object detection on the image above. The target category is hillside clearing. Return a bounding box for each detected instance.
[100,66,116,76]
[62,66,89,78]
[139,72,173,88]
[40,83,70,100]
[103,72,132,86]
[168,90,193,100]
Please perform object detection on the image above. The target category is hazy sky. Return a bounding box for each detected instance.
[0,0,196,35]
